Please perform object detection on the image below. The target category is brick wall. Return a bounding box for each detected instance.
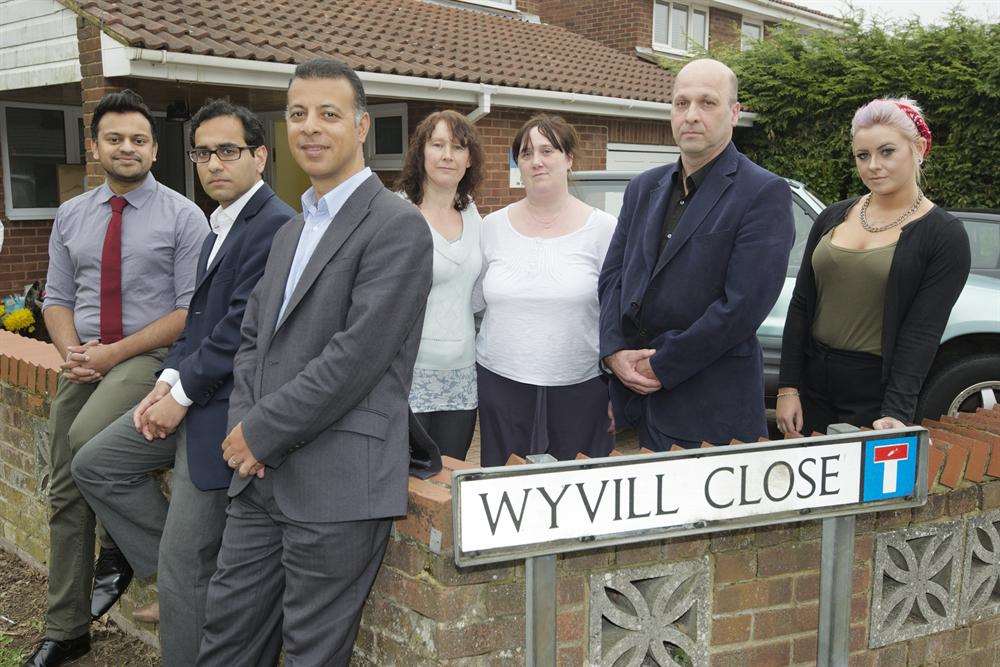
[0,221,52,295]
[525,1,767,57]
[709,7,742,50]
[0,332,159,645]
[3,335,1000,663]
[78,20,123,190]
[527,0,653,54]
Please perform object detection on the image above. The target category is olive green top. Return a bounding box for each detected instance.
[811,226,897,356]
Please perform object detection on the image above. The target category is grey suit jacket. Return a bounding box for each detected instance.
[226,174,433,522]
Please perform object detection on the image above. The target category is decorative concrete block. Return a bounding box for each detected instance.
[588,556,711,666]
[869,520,963,648]
[959,509,1000,624]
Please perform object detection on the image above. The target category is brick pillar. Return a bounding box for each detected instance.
[77,18,122,191]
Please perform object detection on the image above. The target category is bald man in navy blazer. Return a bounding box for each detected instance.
[599,59,794,449]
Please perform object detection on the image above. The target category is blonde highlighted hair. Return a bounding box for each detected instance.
[851,97,931,184]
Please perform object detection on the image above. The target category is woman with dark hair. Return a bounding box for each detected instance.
[397,110,484,461]
[776,97,971,437]
[475,114,616,466]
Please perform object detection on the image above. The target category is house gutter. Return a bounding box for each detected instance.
[101,35,757,126]
[467,86,495,123]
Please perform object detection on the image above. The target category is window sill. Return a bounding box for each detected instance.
[651,43,696,58]
[4,208,58,221]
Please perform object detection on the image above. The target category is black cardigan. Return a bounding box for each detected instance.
[778,196,971,423]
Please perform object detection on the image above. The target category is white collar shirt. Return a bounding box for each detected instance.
[160,178,266,406]
[206,179,265,267]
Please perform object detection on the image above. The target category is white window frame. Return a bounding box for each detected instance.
[365,103,408,171]
[0,104,195,220]
[0,102,84,221]
[652,1,709,56]
[741,19,764,51]
[451,0,517,12]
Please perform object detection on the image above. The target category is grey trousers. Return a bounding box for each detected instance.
[45,350,165,641]
[197,475,392,667]
[72,410,228,667]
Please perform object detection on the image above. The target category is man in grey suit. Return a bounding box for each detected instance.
[196,59,432,665]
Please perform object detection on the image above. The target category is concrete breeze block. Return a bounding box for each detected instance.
[959,508,1000,625]
[870,520,964,648]
[588,556,711,666]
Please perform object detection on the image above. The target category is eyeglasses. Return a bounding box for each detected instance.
[187,145,258,163]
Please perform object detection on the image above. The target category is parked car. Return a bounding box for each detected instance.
[570,171,1000,422]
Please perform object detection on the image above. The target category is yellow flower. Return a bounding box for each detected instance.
[2,307,35,332]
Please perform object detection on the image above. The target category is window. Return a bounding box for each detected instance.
[742,20,763,51]
[1,104,194,220]
[960,218,1000,279]
[653,1,708,54]
[364,103,408,171]
[1,103,84,220]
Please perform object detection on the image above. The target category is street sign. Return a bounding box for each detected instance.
[452,427,928,567]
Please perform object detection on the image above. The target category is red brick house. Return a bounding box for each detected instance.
[0,0,841,294]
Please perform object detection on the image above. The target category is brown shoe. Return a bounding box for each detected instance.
[133,601,159,624]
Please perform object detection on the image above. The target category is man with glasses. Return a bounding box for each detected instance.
[72,99,294,666]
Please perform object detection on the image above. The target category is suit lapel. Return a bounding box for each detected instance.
[650,144,738,278]
[258,215,302,352]
[194,233,214,287]
[196,185,278,292]
[273,174,381,333]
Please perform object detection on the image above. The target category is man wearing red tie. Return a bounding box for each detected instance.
[27,90,206,667]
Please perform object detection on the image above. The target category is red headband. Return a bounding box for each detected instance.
[895,102,932,157]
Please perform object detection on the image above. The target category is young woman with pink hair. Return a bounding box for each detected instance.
[776,98,971,436]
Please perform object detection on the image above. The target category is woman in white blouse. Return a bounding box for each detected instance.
[397,110,484,461]
[476,114,616,466]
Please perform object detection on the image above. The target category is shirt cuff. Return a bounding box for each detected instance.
[170,379,194,407]
[158,368,180,387]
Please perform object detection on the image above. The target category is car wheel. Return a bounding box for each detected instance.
[917,354,1000,421]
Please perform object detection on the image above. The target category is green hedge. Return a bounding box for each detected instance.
[683,14,1000,209]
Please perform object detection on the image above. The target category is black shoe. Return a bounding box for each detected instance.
[23,635,90,666]
[90,546,133,619]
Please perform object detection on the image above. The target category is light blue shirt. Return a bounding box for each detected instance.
[277,167,373,323]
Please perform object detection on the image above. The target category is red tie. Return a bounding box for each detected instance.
[99,195,128,343]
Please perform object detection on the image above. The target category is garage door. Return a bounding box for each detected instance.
[606,143,680,171]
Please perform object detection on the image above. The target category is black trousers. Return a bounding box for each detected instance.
[413,409,477,462]
[800,338,884,435]
[477,364,613,467]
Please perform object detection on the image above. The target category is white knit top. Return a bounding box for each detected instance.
[409,203,483,412]
[475,205,616,386]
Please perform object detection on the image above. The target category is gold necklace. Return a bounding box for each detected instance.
[859,191,924,233]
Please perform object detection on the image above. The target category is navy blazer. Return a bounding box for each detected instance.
[598,143,794,445]
[161,183,295,490]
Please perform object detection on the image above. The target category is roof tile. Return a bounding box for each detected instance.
[69,0,673,102]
